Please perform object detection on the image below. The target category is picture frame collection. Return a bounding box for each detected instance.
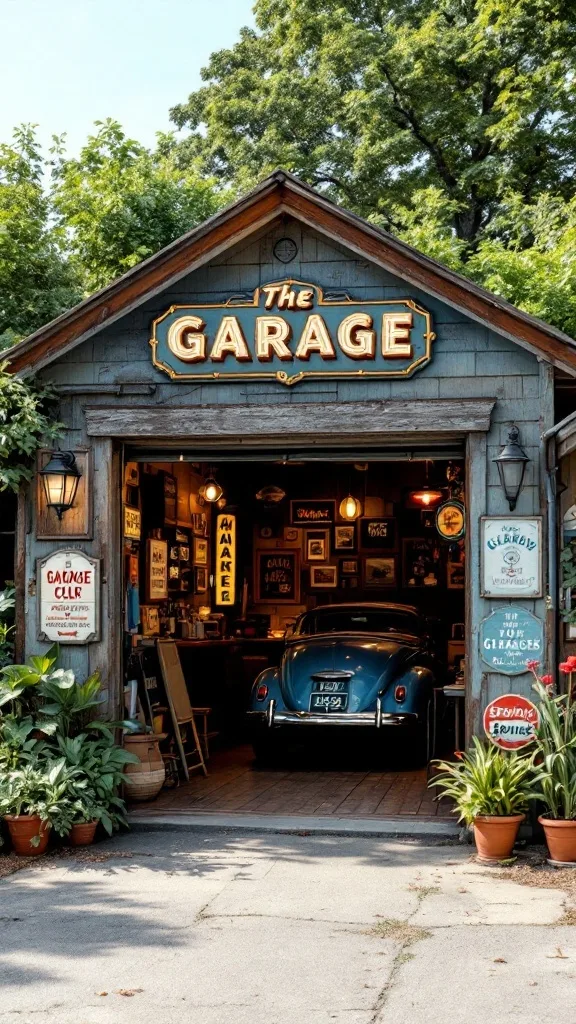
[252,506,464,593]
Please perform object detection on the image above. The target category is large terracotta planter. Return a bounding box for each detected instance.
[123,733,166,802]
[473,814,525,863]
[67,821,98,847]
[539,816,576,864]
[4,814,50,856]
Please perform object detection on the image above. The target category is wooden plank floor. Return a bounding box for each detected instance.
[132,744,453,819]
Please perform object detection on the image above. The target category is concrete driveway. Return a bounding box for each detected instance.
[1,829,575,1024]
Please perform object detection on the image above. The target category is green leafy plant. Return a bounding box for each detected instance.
[0,644,59,713]
[37,669,104,737]
[528,662,576,820]
[0,586,15,667]
[430,736,535,826]
[0,760,80,838]
[54,730,139,834]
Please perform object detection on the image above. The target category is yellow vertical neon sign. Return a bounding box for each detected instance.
[215,513,236,605]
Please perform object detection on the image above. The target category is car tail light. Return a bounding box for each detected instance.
[394,685,406,703]
[256,683,269,701]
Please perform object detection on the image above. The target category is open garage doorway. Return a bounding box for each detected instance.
[122,446,465,821]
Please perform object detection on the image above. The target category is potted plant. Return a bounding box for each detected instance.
[0,760,77,856]
[430,737,535,862]
[55,730,139,842]
[528,660,576,863]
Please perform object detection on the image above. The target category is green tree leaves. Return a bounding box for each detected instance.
[171,0,576,246]
[51,119,224,293]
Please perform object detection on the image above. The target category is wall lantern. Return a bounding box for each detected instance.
[39,450,81,520]
[339,494,363,521]
[493,425,530,511]
[199,474,223,503]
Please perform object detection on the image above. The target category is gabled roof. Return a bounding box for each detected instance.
[7,169,576,377]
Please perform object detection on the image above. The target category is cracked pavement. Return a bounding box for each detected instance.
[1,829,575,1024]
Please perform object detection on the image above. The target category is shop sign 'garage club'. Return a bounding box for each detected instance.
[150,280,435,386]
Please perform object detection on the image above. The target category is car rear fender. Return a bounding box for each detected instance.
[381,665,435,717]
[248,667,285,713]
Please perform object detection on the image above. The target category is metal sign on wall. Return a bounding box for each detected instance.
[480,607,544,675]
[150,280,435,387]
[480,517,542,598]
[37,549,100,644]
[483,694,540,750]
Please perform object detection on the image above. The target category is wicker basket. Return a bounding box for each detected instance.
[123,733,166,801]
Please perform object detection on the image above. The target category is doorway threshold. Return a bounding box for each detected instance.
[128,809,459,838]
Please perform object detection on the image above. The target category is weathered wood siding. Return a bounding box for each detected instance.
[25,216,553,723]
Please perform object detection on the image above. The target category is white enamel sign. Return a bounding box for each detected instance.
[481,517,542,598]
[38,549,100,643]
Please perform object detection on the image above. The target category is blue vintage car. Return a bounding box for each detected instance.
[248,603,439,765]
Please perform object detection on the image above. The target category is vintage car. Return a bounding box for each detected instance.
[248,603,439,764]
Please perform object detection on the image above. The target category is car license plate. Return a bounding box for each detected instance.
[310,692,349,713]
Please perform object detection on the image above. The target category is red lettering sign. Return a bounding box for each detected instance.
[483,693,540,750]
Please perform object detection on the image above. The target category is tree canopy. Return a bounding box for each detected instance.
[51,120,224,294]
[171,0,576,247]
[0,126,79,349]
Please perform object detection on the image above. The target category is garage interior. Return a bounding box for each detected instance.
[123,448,464,820]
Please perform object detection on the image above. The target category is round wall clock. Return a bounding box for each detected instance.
[436,501,465,540]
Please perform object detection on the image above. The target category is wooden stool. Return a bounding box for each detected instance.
[191,707,216,759]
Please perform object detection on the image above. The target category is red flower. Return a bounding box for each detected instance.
[559,662,573,674]
[454,750,464,760]
[567,656,576,669]
[526,659,540,671]
[540,674,553,684]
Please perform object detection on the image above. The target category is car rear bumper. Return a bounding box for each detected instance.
[247,699,418,729]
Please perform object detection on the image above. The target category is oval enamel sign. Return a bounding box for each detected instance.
[483,693,540,750]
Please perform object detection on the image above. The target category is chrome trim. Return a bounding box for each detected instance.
[266,699,276,728]
[375,697,383,729]
[311,670,354,681]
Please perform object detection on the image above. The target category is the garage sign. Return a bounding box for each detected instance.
[150,280,435,387]
[483,694,540,750]
[37,549,100,644]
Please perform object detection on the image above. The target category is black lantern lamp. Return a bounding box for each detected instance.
[39,450,81,520]
[493,426,530,511]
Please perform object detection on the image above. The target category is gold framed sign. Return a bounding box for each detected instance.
[150,280,435,387]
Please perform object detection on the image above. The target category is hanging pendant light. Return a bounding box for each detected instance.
[339,493,363,521]
[408,461,443,508]
[199,470,223,503]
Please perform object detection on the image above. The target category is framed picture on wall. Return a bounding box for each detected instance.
[141,605,160,636]
[310,565,338,588]
[255,549,300,603]
[447,539,465,590]
[402,538,441,588]
[146,538,168,601]
[194,537,208,565]
[340,557,359,576]
[193,512,207,537]
[290,499,335,526]
[334,524,356,551]
[360,517,397,551]
[305,529,330,562]
[364,556,397,588]
[194,566,207,593]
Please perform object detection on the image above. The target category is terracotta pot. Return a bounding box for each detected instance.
[539,816,576,863]
[67,821,98,847]
[4,815,50,856]
[473,814,525,863]
[123,733,166,801]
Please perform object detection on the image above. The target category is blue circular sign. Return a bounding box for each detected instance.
[479,607,544,675]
